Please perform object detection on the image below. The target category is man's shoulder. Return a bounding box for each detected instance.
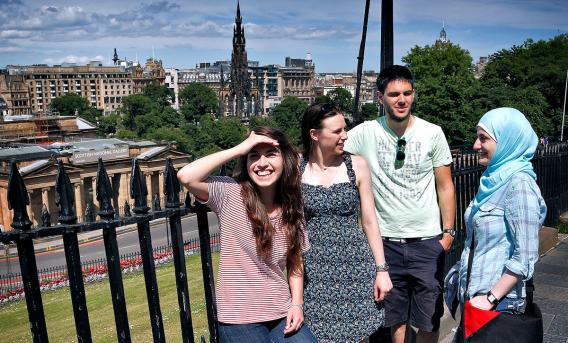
[413,116,444,133]
[353,119,381,131]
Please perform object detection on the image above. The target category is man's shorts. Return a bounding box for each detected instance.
[383,235,445,332]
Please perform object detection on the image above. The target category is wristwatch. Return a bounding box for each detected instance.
[486,291,499,306]
[376,263,389,272]
[443,228,456,237]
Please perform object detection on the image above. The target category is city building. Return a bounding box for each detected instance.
[315,71,377,104]
[0,57,166,117]
[280,54,316,104]
[474,56,490,79]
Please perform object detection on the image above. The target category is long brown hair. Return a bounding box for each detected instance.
[234,126,305,276]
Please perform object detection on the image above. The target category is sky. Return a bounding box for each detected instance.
[0,0,566,73]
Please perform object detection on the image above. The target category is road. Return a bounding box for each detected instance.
[0,213,219,276]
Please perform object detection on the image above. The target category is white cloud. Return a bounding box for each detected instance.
[0,30,32,38]
[43,54,106,65]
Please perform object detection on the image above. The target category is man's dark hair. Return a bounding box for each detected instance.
[376,65,414,93]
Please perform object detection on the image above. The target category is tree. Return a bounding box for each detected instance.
[480,34,568,137]
[327,88,353,114]
[115,129,137,139]
[179,83,219,124]
[146,127,195,155]
[50,92,99,123]
[143,81,174,111]
[402,42,480,144]
[249,116,276,128]
[119,94,155,131]
[271,96,308,146]
[313,95,331,104]
[360,103,378,121]
[96,114,120,137]
[216,117,247,150]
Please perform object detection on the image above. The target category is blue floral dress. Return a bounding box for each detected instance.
[302,154,384,342]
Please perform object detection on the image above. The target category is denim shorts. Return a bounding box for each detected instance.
[218,317,317,343]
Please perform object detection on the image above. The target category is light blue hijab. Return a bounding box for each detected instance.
[470,107,538,218]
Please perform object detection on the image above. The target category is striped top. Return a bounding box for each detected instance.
[202,176,309,324]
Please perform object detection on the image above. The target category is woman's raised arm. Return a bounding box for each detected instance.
[177,132,278,201]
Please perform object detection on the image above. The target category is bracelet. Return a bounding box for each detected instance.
[376,262,389,272]
[290,303,303,309]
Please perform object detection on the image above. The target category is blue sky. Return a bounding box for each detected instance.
[0,0,566,72]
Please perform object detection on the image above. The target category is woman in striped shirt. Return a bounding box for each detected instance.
[177,126,316,343]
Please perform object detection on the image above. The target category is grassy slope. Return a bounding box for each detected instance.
[0,253,219,343]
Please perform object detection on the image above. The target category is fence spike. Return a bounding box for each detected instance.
[7,161,32,230]
[55,160,77,224]
[165,158,182,208]
[84,200,95,223]
[152,193,161,211]
[96,158,116,220]
[184,191,193,209]
[41,204,51,227]
[130,158,149,214]
[124,200,132,217]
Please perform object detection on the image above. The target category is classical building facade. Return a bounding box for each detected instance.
[0,139,190,231]
[0,58,165,116]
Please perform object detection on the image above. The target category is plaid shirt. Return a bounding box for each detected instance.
[457,172,547,302]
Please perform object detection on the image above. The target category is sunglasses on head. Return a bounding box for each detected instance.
[396,138,406,161]
[319,103,338,116]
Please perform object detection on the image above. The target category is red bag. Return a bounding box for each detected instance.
[463,299,543,342]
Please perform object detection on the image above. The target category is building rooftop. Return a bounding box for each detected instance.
[0,146,56,161]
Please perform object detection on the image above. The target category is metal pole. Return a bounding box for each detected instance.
[379,0,394,117]
[561,69,567,142]
[353,0,371,125]
[380,0,394,72]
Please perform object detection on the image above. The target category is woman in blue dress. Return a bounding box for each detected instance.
[300,103,392,342]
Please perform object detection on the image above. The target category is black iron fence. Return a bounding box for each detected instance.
[0,157,219,343]
[1,143,567,342]
[0,234,221,297]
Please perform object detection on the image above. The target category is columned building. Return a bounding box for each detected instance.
[0,139,190,231]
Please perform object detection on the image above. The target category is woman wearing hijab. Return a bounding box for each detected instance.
[446,107,547,325]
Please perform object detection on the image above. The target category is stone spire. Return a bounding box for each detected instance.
[230,0,251,118]
[438,22,448,44]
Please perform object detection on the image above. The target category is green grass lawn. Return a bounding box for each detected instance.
[0,252,219,343]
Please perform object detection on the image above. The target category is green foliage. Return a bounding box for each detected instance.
[271,96,308,147]
[360,103,378,121]
[143,81,174,111]
[403,42,479,144]
[119,94,155,131]
[313,95,332,104]
[179,83,219,124]
[96,114,120,137]
[249,115,276,128]
[480,34,568,137]
[146,127,195,154]
[49,92,99,123]
[216,117,248,150]
[115,129,138,139]
[327,88,353,114]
